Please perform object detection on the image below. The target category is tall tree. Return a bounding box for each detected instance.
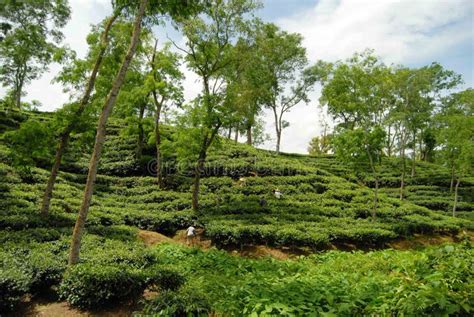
[252,23,316,154]
[317,51,390,216]
[333,127,385,218]
[147,40,184,187]
[67,0,205,265]
[41,10,121,216]
[390,63,461,199]
[308,134,332,155]
[68,0,149,265]
[173,0,259,211]
[436,89,473,216]
[0,0,71,109]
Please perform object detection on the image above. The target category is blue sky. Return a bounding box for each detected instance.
[3,0,473,153]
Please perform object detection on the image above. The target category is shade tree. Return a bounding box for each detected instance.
[436,88,473,216]
[0,0,71,109]
[172,0,260,211]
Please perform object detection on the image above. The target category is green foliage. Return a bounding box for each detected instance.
[4,119,54,172]
[0,0,71,108]
[147,243,473,316]
[0,266,30,312]
[59,263,147,309]
[308,134,332,155]
[142,288,211,317]
[333,126,385,172]
[145,266,186,291]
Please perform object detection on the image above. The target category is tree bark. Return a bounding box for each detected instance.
[152,92,164,188]
[192,149,206,211]
[452,176,460,217]
[40,11,120,216]
[136,103,145,161]
[449,163,455,193]
[246,125,252,146]
[68,0,147,266]
[275,131,281,155]
[192,123,221,211]
[234,126,239,142]
[227,127,232,139]
[399,133,406,201]
[15,84,22,109]
[366,147,378,219]
[272,106,281,154]
[411,130,416,177]
[387,125,392,157]
[40,134,70,215]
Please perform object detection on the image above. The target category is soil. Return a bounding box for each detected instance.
[388,230,472,250]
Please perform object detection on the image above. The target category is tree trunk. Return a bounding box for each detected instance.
[449,163,455,193]
[152,92,163,188]
[452,176,460,217]
[68,0,147,266]
[246,125,252,146]
[40,11,120,216]
[136,104,145,161]
[191,123,221,212]
[234,127,239,142]
[40,134,70,215]
[366,148,378,219]
[419,135,424,161]
[15,85,22,109]
[400,134,406,201]
[275,131,281,155]
[272,106,281,155]
[387,125,392,157]
[192,151,205,211]
[411,131,416,177]
[227,127,232,139]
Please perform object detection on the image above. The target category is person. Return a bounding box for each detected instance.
[186,225,196,246]
[273,189,282,199]
[259,196,267,208]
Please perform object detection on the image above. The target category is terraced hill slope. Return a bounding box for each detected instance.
[1,109,472,250]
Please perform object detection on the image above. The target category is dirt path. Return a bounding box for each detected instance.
[138,228,473,258]
[138,228,302,260]
[388,230,472,250]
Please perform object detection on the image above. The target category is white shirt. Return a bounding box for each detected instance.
[275,191,282,199]
[186,226,196,237]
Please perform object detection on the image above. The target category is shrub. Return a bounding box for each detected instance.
[145,266,186,291]
[0,267,30,312]
[59,263,147,309]
[141,288,211,317]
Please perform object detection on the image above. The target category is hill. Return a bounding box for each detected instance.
[0,109,473,315]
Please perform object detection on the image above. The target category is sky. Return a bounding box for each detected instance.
[2,0,473,154]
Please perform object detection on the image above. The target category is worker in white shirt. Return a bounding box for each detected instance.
[273,188,283,199]
[186,225,196,246]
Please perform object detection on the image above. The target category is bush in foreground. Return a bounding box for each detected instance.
[0,267,30,312]
[59,263,147,309]
[141,288,211,317]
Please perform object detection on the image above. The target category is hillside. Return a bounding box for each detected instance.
[0,109,473,315]
[1,109,472,247]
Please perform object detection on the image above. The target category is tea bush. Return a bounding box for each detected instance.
[145,243,473,316]
[141,288,211,316]
[0,266,30,312]
[59,263,147,309]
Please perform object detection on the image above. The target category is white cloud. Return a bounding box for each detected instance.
[257,0,473,153]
